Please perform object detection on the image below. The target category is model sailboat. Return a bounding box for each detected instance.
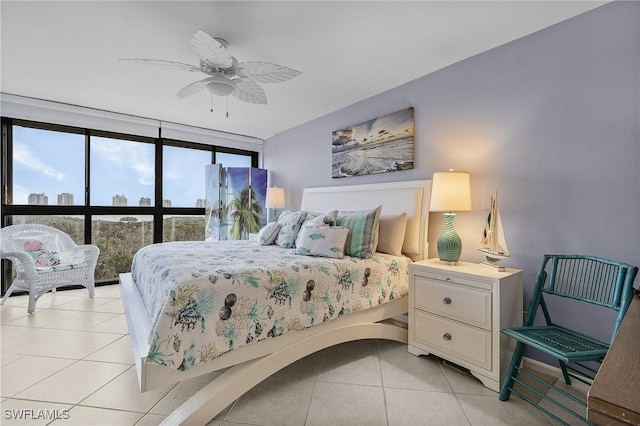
[479,191,510,271]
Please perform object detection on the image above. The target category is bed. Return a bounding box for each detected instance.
[120,179,431,425]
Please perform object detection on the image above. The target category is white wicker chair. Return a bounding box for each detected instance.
[0,224,99,313]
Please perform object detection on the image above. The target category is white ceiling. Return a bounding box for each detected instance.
[1,1,605,140]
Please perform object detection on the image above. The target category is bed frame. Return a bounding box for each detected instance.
[120,179,431,425]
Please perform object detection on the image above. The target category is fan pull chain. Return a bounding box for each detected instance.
[226,97,229,118]
[210,92,214,113]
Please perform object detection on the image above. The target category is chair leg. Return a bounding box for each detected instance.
[559,360,572,385]
[27,292,37,314]
[499,341,526,401]
[87,279,95,298]
[1,286,15,306]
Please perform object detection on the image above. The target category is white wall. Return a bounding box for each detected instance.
[264,2,640,346]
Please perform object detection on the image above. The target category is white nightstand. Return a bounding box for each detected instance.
[408,258,523,392]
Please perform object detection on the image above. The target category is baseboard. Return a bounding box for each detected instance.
[522,357,591,394]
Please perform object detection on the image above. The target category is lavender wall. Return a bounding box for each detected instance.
[264,3,640,348]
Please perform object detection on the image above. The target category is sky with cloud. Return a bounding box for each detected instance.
[12,127,84,205]
[90,136,156,205]
[12,126,252,207]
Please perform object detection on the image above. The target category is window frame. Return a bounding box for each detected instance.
[1,117,259,291]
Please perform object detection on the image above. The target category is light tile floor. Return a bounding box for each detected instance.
[0,286,583,425]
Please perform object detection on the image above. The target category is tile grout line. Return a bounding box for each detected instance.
[302,346,325,426]
[2,291,145,426]
[438,358,473,426]
[72,362,150,423]
[4,357,84,401]
[376,340,391,426]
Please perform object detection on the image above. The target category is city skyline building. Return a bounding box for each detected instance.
[112,194,127,206]
[28,193,48,205]
[21,192,200,209]
[57,192,74,205]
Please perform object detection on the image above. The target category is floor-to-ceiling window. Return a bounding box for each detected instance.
[161,142,213,242]
[1,118,259,293]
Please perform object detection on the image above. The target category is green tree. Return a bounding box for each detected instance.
[163,216,205,242]
[93,219,151,281]
[228,186,262,240]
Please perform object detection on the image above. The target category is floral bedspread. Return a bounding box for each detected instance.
[131,240,410,371]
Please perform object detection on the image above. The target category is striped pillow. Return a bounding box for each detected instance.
[336,206,381,259]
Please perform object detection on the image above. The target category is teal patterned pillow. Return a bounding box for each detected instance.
[336,206,382,259]
[301,210,338,229]
[257,222,281,246]
[295,226,350,258]
[275,210,307,248]
[295,210,337,248]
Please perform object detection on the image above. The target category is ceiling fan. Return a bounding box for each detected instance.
[121,30,301,107]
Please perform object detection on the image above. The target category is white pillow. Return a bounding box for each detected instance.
[376,213,408,256]
[257,222,281,246]
[295,226,350,259]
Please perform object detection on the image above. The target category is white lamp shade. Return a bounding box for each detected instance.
[429,171,472,212]
[265,187,286,209]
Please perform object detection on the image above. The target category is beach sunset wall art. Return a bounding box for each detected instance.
[331,107,414,178]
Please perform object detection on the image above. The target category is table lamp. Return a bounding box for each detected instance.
[429,170,472,264]
[265,187,285,222]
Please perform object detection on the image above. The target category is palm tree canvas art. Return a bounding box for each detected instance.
[205,165,267,241]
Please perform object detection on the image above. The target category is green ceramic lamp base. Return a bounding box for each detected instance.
[437,213,462,263]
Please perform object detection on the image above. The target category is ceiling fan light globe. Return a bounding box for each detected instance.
[205,74,237,96]
[213,37,229,48]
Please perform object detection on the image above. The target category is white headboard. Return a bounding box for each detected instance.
[300,180,432,261]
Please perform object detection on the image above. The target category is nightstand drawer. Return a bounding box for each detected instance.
[412,268,493,291]
[413,310,492,370]
[413,277,492,329]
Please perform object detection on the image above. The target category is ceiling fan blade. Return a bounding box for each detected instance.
[119,58,201,73]
[232,79,267,104]
[236,61,301,83]
[177,78,213,100]
[190,30,233,69]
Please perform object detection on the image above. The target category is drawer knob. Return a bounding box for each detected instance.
[445,277,451,282]
[442,297,452,305]
[443,333,452,341]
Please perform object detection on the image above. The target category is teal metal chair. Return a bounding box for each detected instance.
[499,254,638,425]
